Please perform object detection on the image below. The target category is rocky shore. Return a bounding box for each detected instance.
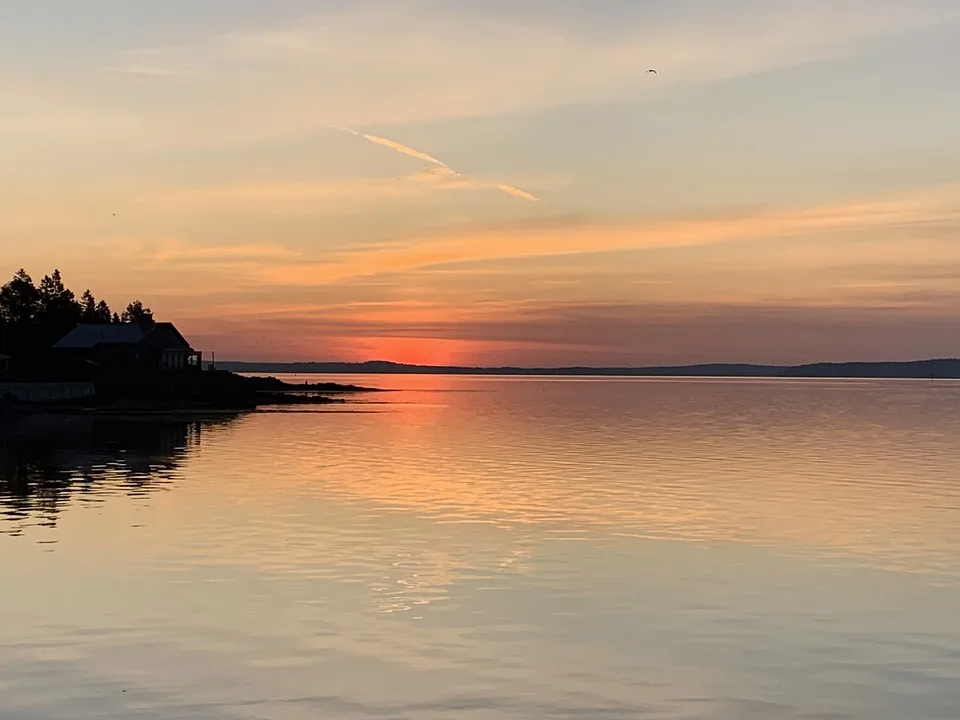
[0,370,378,416]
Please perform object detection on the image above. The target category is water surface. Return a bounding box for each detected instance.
[2,376,960,719]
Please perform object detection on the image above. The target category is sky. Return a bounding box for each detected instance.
[2,0,960,366]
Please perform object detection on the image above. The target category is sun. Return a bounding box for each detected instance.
[348,337,474,366]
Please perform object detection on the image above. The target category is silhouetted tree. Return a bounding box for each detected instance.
[0,267,161,370]
[0,269,158,375]
[95,300,112,323]
[80,290,97,322]
[37,270,81,338]
[80,290,112,324]
[121,300,151,324]
[38,270,72,308]
[0,269,41,324]
[1,269,81,365]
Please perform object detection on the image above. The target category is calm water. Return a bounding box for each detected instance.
[2,376,960,719]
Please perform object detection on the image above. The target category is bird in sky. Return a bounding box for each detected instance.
[647,69,658,74]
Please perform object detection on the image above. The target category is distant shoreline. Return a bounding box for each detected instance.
[218,359,960,379]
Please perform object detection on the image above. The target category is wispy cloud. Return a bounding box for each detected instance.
[255,184,960,285]
[405,166,539,202]
[178,297,960,366]
[19,0,945,148]
[69,184,960,365]
[150,241,298,263]
[139,180,422,207]
[103,65,196,77]
[331,126,538,202]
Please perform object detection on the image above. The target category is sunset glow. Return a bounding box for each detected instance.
[3,0,960,364]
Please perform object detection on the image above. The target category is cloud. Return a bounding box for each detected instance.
[103,65,196,77]
[353,132,448,168]
[80,182,960,365]
[149,241,298,263]
[331,126,538,201]
[495,185,539,203]
[11,1,951,146]
[133,175,542,214]
[140,180,423,207]
[178,296,960,367]
[404,166,539,202]
[256,184,960,284]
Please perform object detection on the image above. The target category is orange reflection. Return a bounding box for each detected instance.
[190,379,960,583]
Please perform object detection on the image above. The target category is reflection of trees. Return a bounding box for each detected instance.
[0,413,240,535]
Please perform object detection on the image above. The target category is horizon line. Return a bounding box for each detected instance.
[204,357,960,377]
[209,357,960,371]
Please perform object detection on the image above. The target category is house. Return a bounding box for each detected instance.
[53,315,201,374]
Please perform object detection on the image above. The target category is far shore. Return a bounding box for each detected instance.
[217,358,960,379]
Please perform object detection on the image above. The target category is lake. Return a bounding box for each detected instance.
[2,375,960,719]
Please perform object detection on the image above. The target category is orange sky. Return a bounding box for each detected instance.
[3,1,960,364]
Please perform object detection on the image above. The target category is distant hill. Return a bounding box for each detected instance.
[213,358,960,379]
[780,359,960,378]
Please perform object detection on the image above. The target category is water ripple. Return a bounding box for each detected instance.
[2,377,960,718]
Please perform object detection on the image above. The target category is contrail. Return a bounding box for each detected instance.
[409,167,539,203]
[329,125,538,202]
[361,134,448,168]
[327,125,361,137]
[496,184,539,203]
[328,124,446,166]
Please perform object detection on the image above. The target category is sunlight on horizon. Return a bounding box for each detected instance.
[3,0,960,364]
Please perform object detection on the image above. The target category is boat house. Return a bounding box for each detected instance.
[53,315,201,374]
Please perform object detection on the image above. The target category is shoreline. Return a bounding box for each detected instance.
[0,371,380,421]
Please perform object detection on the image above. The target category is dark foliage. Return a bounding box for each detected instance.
[0,267,150,368]
[121,300,152,324]
[80,290,113,324]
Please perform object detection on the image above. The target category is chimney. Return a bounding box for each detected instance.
[138,312,155,329]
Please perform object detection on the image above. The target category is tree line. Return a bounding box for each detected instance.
[0,268,152,360]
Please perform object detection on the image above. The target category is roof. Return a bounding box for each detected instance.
[54,324,150,349]
[54,322,192,350]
